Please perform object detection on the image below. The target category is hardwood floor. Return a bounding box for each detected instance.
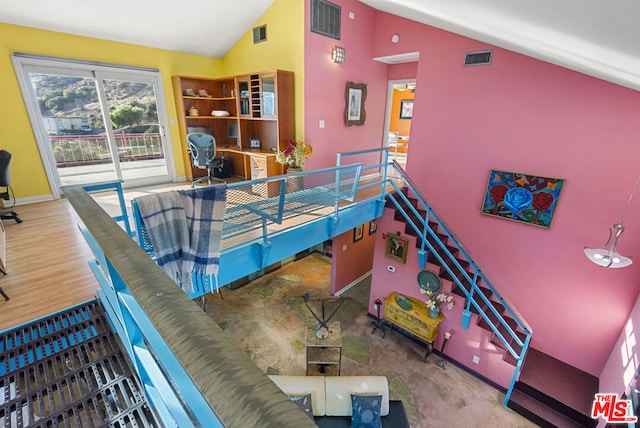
[0,199,97,331]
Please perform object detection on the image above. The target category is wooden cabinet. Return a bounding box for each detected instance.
[384,292,444,361]
[173,70,294,181]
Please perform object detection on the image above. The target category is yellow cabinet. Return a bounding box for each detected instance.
[384,292,443,361]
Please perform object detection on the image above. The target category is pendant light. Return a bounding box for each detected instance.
[584,174,639,268]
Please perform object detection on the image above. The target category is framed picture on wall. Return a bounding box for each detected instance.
[481,169,565,228]
[400,100,414,119]
[385,233,408,263]
[369,221,377,235]
[354,224,364,242]
[345,82,367,126]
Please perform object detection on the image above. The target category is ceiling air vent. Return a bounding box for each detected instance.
[311,0,341,40]
[253,25,267,44]
[464,50,493,66]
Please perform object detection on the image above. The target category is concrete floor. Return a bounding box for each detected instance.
[204,252,537,428]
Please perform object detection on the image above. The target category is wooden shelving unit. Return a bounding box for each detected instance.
[172,70,294,181]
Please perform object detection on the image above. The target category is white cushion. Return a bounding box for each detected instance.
[324,376,389,416]
[268,375,326,416]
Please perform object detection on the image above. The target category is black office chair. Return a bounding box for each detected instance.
[187,133,225,187]
[0,150,23,224]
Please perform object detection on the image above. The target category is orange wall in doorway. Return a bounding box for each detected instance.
[389,88,414,137]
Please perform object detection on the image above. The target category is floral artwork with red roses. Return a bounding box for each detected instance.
[481,170,565,228]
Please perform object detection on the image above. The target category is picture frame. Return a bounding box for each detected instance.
[385,233,408,264]
[481,169,565,229]
[345,82,367,126]
[353,224,364,242]
[399,100,414,119]
[368,221,377,235]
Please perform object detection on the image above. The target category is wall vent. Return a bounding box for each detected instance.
[464,50,493,66]
[253,25,267,44]
[311,0,341,40]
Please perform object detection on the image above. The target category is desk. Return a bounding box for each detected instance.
[217,147,280,180]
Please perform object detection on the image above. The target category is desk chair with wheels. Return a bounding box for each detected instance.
[0,150,23,223]
[187,133,225,187]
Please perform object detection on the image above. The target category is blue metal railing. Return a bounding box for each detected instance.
[335,149,531,405]
[69,146,530,423]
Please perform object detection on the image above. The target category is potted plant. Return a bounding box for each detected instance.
[421,289,454,318]
[276,140,312,171]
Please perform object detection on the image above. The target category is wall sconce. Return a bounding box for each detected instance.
[584,174,639,268]
[331,45,346,64]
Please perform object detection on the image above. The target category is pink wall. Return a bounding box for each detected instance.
[367,12,640,376]
[304,0,389,170]
[304,4,640,379]
[331,222,377,294]
[598,294,640,427]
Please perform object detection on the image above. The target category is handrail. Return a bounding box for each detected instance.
[379,161,532,405]
[221,163,362,248]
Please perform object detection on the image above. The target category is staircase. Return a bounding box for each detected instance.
[386,187,598,427]
[0,300,156,427]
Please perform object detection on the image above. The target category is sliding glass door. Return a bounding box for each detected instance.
[13,55,175,197]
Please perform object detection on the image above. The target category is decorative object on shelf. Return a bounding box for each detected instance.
[210,110,230,117]
[417,270,442,293]
[188,106,199,116]
[394,293,413,311]
[481,169,565,228]
[276,140,312,169]
[345,81,367,126]
[331,45,346,63]
[420,289,453,319]
[584,173,639,268]
[384,232,407,264]
[399,99,414,119]
[436,332,452,369]
[353,224,364,242]
[249,138,261,149]
[198,89,211,97]
[369,221,377,235]
[184,88,195,96]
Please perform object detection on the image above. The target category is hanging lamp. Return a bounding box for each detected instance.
[584,174,640,268]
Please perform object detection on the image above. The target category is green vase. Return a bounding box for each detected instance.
[429,306,440,319]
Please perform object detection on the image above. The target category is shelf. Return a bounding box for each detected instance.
[183,96,236,101]
[186,116,239,120]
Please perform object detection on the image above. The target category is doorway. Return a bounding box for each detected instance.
[384,79,415,175]
[13,55,175,198]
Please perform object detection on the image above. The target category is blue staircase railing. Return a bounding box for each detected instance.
[377,160,532,405]
[334,148,532,405]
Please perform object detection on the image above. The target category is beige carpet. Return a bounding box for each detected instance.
[204,252,537,428]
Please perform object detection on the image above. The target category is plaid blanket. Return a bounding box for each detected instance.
[136,184,227,293]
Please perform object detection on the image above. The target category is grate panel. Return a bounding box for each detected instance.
[0,301,156,427]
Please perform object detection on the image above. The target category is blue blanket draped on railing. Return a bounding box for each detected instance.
[135,184,227,293]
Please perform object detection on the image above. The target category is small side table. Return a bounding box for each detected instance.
[306,321,342,376]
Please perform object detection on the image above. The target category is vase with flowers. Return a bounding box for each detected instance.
[420,289,454,318]
[276,140,313,171]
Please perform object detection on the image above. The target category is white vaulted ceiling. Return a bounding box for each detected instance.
[1,0,638,90]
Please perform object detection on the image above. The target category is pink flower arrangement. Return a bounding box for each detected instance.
[420,289,454,311]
